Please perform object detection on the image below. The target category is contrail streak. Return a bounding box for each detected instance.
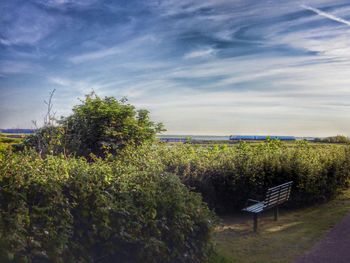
[301,4,350,26]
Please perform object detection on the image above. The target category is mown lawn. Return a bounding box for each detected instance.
[211,188,350,263]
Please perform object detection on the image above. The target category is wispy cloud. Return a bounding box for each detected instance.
[33,0,99,9]
[69,47,121,64]
[69,35,159,64]
[183,48,216,59]
[0,4,65,46]
[3,0,350,135]
[0,61,40,75]
[49,76,106,94]
[301,4,350,26]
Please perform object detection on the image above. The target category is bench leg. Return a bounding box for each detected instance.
[274,206,279,221]
[253,214,258,232]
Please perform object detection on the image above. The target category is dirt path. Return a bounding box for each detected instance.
[294,212,350,263]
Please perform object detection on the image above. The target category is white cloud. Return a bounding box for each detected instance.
[0,5,63,46]
[69,47,121,64]
[0,61,40,75]
[69,35,159,64]
[34,0,99,8]
[183,48,216,59]
[4,0,350,136]
[49,76,106,94]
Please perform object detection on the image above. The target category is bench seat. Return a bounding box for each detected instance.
[242,202,265,213]
[242,181,293,232]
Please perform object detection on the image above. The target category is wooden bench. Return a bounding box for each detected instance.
[242,181,293,232]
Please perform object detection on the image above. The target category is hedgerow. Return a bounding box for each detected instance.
[4,135,350,262]
[10,92,350,263]
[0,150,214,263]
[124,141,350,213]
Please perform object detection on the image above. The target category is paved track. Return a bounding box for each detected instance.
[294,212,350,263]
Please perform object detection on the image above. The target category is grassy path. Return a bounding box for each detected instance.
[211,188,350,263]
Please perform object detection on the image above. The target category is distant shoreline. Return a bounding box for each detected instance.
[0,130,320,141]
[0,129,35,134]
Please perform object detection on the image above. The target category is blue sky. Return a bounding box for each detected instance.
[2,0,350,136]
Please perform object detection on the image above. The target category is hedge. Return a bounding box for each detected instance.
[144,141,350,213]
[0,151,214,263]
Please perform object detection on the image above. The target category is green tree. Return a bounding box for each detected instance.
[26,93,165,157]
[61,93,165,157]
[315,135,350,144]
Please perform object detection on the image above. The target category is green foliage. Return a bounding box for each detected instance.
[0,143,8,155]
[315,135,350,144]
[62,94,164,157]
[24,93,165,157]
[127,141,350,213]
[0,151,214,263]
[0,136,22,144]
[0,134,24,155]
[24,126,65,156]
[208,252,233,263]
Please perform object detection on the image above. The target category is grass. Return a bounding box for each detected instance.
[0,133,24,153]
[211,188,350,263]
[0,133,23,143]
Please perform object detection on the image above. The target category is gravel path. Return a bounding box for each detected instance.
[294,212,350,263]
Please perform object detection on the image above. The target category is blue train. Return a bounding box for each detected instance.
[229,135,296,141]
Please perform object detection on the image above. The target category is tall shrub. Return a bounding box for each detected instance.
[0,151,214,263]
[24,93,165,157]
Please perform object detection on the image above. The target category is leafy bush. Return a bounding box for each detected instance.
[0,151,214,263]
[0,143,8,155]
[0,134,24,156]
[314,135,350,144]
[23,126,64,156]
[131,141,350,213]
[62,94,165,157]
[24,94,165,158]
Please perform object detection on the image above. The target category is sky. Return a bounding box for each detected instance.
[1,0,350,136]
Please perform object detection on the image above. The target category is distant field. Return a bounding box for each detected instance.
[0,133,24,151]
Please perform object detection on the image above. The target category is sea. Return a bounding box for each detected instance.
[157,135,317,141]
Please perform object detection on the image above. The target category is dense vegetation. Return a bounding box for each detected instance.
[2,139,350,261]
[0,94,217,263]
[314,135,350,144]
[2,93,350,262]
[122,141,350,213]
[0,150,214,263]
[24,93,164,157]
[0,133,22,153]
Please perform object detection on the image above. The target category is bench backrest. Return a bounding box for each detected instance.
[263,181,293,209]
